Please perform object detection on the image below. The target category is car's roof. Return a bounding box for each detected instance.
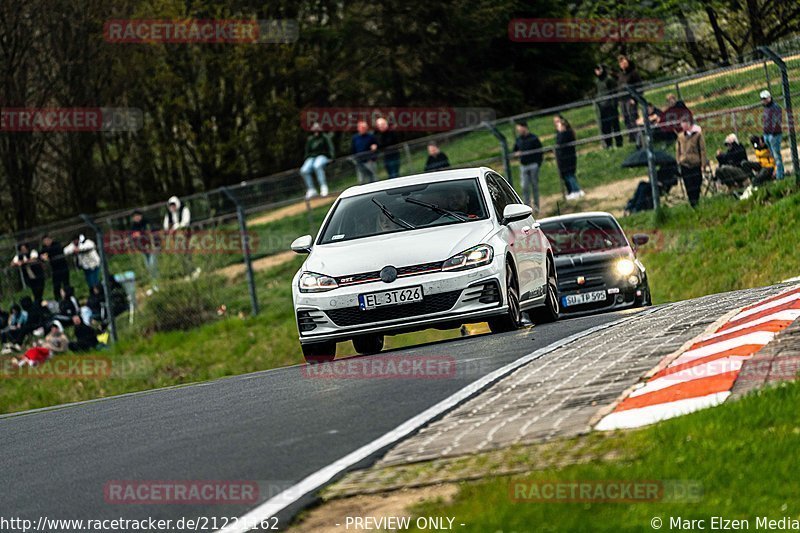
[538,211,618,224]
[339,167,491,198]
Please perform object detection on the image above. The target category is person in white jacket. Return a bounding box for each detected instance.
[163,196,191,231]
[63,235,101,289]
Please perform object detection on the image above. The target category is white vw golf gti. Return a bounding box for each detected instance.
[290,167,559,362]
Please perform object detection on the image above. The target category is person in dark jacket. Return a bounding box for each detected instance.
[594,64,623,149]
[662,94,693,134]
[351,120,378,184]
[714,134,749,189]
[130,210,158,282]
[54,286,80,325]
[617,55,643,145]
[11,243,46,303]
[68,314,98,352]
[374,117,401,179]
[424,142,451,172]
[554,115,584,200]
[301,122,334,198]
[760,90,784,180]
[512,120,544,211]
[40,235,70,301]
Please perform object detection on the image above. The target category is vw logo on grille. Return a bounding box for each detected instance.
[380,266,398,283]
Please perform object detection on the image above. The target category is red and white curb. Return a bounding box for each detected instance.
[596,286,800,430]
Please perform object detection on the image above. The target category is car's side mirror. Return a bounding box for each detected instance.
[631,233,650,247]
[291,235,313,254]
[502,204,532,225]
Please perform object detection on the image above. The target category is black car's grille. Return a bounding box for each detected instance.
[336,261,444,287]
[556,257,617,291]
[325,290,461,326]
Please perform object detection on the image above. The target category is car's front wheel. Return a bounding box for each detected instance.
[488,261,523,334]
[302,341,337,364]
[352,334,384,355]
[529,257,560,324]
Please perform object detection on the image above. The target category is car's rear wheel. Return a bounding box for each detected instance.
[488,261,522,334]
[302,341,337,364]
[352,334,384,355]
[529,257,560,324]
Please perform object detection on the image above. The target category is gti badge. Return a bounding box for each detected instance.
[576,276,586,285]
[380,266,398,283]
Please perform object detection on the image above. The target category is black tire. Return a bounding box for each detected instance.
[637,281,652,307]
[488,260,523,334]
[352,334,384,355]
[529,256,560,324]
[302,341,337,364]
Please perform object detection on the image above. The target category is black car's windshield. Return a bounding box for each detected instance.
[540,216,627,255]
[318,178,487,244]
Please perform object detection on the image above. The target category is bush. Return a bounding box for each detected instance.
[137,275,223,335]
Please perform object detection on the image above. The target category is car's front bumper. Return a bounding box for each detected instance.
[294,261,506,343]
[557,283,646,317]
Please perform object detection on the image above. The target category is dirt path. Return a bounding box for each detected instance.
[248,196,336,227]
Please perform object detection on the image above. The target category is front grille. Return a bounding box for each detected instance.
[463,281,501,304]
[556,258,616,291]
[336,260,444,287]
[325,290,461,327]
[297,310,327,331]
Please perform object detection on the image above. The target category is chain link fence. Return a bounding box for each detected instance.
[1,45,797,352]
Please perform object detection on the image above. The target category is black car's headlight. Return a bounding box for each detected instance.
[299,272,338,292]
[442,245,494,271]
[614,258,636,276]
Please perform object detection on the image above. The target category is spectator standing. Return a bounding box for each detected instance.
[760,90,784,180]
[424,142,451,172]
[68,314,98,352]
[617,55,643,145]
[131,210,158,282]
[374,117,401,179]
[351,120,378,184]
[594,64,623,149]
[11,243,46,303]
[554,116,584,200]
[676,117,707,207]
[512,120,544,211]
[63,234,101,289]
[301,122,334,198]
[40,235,70,301]
[163,196,191,231]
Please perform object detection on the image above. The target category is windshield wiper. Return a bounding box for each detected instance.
[586,220,619,246]
[404,197,467,221]
[371,199,415,229]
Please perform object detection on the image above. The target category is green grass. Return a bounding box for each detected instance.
[620,181,800,304]
[409,380,800,532]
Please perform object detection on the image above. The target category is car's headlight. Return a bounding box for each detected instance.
[442,245,494,271]
[299,272,338,292]
[614,258,636,276]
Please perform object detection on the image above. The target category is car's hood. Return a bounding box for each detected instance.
[554,246,633,269]
[304,221,495,276]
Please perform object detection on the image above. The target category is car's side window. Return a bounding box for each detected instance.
[491,172,523,206]
[485,174,507,220]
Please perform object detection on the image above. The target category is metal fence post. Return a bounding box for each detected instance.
[675,82,683,102]
[221,187,260,316]
[482,121,513,185]
[79,214,117,343]
[759,46,799,183]
[627,88,661,217]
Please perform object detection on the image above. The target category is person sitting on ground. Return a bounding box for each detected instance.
[86,284,104,322]
[0,306,9,332]
[424,142,451,172]
[0,304,28,349]
[300,122,334,198]
[68,314,98,352]
[741,135,776,187]
[714,134,750,190]
[54,286,80,325]
[11,321,69,368]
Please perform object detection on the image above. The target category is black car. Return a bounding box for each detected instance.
[539,211,651,316]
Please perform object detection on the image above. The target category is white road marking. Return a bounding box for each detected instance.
[700,310,800,340]
[629,356,748,398]
[668,331,775,365]
[595,391,730,430]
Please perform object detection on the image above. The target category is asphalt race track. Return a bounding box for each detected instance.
[0,310,635,530]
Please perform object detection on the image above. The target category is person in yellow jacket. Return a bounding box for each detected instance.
[743,135,776,185]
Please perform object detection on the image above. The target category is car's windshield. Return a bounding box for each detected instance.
[318,178,487,244]
[540,216,627,255]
